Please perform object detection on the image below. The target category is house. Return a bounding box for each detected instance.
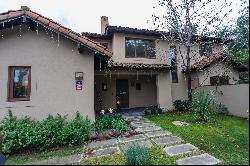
[0,10,247,120]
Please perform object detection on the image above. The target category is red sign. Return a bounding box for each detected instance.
[76,81,83,91]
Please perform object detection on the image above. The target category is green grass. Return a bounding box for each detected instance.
[147,112,249,165]
[6,145,84,165]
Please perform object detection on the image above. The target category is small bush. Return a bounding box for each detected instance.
[144,106,163,115]
[0,111,92,155]
[125,145,149,165]
[95,114,128,133]
[192,90,217,123]
[215,103,229,115]
[173,100,190,111]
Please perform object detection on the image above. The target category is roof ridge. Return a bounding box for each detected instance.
[0,9,112,57]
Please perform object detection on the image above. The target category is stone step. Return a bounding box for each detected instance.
[135,126,162,133]
[120,140,153,152]
[86,138,118,149]
[145,130,172,138]
[152,136,183,146]
[130,122,156,128]
[86,147,120,159]
[118,134,146,143]
[163,143,198,156]
[177,153,221,165]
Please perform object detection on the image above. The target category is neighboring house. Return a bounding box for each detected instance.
[0,10,247,120]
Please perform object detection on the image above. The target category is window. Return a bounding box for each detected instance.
[199,43,213,56]
[125,38,155,58]
[210,76,229,86]
[9,66,31,101]
[136,83,141,90]
[170,46,178,83]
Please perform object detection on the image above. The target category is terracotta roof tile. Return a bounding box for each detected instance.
[191,52,225,70]
[0,10,113,58]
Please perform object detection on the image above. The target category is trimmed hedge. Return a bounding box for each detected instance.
[0,110,92,155]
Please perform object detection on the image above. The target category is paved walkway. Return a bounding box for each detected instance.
[83,115,221,165]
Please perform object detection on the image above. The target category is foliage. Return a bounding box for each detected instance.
[0,111,92,155]
[191,90,218,123]
[20,6,30,10]
[215,103,229,115]
[148,112,249,165]
[94,114,129,133]
[125,145,149,165]
[144,106,163,115]
[173,100,190,111]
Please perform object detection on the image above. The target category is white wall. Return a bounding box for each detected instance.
[195,84,249,118]
[0,24,95,120]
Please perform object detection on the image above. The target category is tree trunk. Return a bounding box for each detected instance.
[186,46,192,102]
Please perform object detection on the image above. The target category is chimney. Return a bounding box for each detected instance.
[101,16,109,34]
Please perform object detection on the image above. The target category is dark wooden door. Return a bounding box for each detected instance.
[116,79,129,109]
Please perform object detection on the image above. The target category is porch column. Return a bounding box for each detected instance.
[156,71,173,111]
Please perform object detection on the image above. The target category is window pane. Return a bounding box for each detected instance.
[125,40,136,57]
[199,43,213,56]
[171,69,178,83]
[135,40,146,57]
[13,69,30,98]
[146,41,156,58]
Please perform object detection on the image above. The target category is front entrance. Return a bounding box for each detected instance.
[116,79,129,109]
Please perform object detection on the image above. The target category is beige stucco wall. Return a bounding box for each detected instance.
[95,71,157,110]
[195,84,249,118]
[156,71,173,110]
[191,62,239,88]
[0,25,95,120]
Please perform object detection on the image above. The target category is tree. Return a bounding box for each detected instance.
[152,0,235,101]
[20,6,30,11]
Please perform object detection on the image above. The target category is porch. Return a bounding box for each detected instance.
[94,70,173,113]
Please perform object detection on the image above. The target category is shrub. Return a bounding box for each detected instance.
[215,103,229,115]
[191,90,217,123]
[173,100,190,111]
[125,145,149,165]
[144,106,163,115]
[95,114,128,133]
[0,111,92,155]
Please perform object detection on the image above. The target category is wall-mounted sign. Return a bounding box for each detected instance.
[75,72,83,80]
[76,80,83,91]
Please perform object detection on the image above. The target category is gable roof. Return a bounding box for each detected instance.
[0,10,113,58]
[191,51,249,72]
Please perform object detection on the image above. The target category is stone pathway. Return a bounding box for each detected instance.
[82,115,221,165]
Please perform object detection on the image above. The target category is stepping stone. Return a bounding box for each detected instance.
[163,143,198,156]
[86,147,120,159]
[131,122,156,128]
[135,126,162,133]
[118,134,146,143]
[86,138,118,149]
[120,140,153,152]
[177,153,221,165]
[27,154,81,165]
[145,130,172,138]
[172,121,191,126]
[152,136,182,145]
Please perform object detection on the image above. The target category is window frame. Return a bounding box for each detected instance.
[199,43,213,57]
[8,66,31,101]
[210,75,229,86]
[125,38,156,59]
[170,46,178,83]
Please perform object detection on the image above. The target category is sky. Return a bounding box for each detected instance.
[0,0,243,34]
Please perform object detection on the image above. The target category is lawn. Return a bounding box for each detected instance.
[147,112,249,165]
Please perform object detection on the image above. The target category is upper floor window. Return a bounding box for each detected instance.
[199,43,213,56]
[125,38,155,58]
[210,76,229,86]
[8,66,31,101]
[170,46,178,83]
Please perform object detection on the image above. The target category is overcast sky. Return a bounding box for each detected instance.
[0,0,243,34]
